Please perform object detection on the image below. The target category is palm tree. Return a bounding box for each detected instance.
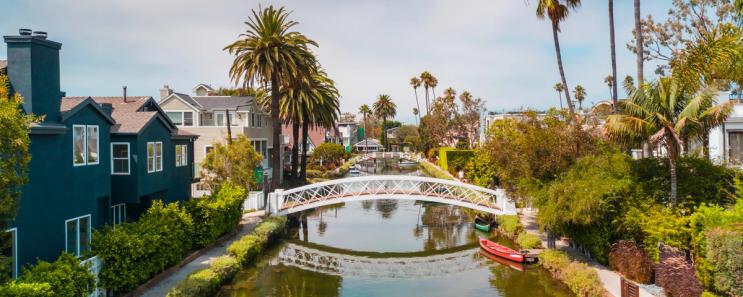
[359,104,371,155]
[413,108,419,125]
[605,77,731,204]
[300,70,340,182]
[534,0,581,118]
[430,75,439,101]
[608,0,619,113]
[410,77,422,123]
[573,85,586,111]
[225,5,317,189]
[634,0,644,88]
[421,71,433,114]
[373,94,397,151]
[553,82,564,110]
[604,75,614,101]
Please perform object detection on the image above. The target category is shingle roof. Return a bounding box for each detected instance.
[171,93,202,108]
[354,138,382,147]
[192,96,254,110]
[62,96,160,134]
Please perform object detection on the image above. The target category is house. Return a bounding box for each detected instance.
[281,124,336,156]
[354,138,383,152]
[157,85,284,196]
[1,29,196,279]
[337,113,359,152]
[707,91,743,165]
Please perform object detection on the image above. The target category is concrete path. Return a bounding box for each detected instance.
[518,208,655,297]
[139,211,264,297]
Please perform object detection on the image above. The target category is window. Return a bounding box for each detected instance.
[730,132,743,165]
[2,228,17,279]
[175,144,188,167]
[111,143,130,175]
[215,112,225,126]
[251,140,268,159]
[183,112,194,126]
[147,142,163,173]
[65,215,91,257]
[73,125,99,166]
[205,145,214,156]
[110,204,126,225]
[166,111,194,127]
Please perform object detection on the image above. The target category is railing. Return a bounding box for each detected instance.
[243,191,265,210]
[82,256,105,297]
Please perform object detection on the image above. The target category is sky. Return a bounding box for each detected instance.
[0,0,673,124]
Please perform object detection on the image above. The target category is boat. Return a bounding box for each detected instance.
[474,217,491,232]
[479,250,525,271]
[348,168,361,176]
[479,238,525,263]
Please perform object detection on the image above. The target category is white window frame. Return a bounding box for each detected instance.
[175,144,188,167]
[147,142,163,173]
[147,142,155,173]
[73,125,87,166]
[110,204,126,226]
[111,142,130,175]
[166,110,195,127]
[214,111,226,127]
[204,145,214,156]
[64,214,91,257]
[155,142,163,172]
[4,228,17,279]
[86,125,100,165]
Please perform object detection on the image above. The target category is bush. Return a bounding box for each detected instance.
[13,253,94,297]
[621,203,691,261]
[655,244,703,297]
[516,233,542,249]
[310,143,345,169]
[496,215,522,238]
[438,148,474,174]
[209,256,239,281]
[608,241,654,284]
[306,169,322,178]
[226,235,262,265]
[538,250,605,297]
[93,200,194,294]
[419,161,453,180]
[0,282,54,297]
[167,256,239,297]
[185,182,245,247]
[253,216,287,242]
[705,225,743,296]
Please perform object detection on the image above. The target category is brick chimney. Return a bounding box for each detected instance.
[159,85,173,100]
[3,29,63,123]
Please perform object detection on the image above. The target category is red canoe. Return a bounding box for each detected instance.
[479,238,525,263]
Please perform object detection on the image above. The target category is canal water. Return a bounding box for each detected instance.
[219,159,574,297]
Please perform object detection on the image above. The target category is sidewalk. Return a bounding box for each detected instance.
[518,208,655,297]
[139,211,264,297]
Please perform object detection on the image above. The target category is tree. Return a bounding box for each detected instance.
[553,82,564,109]
[412,107,419,125]
[373,94,397,150]
[533,0,581,118]
[224,5,318,190]
[201,135,264,192]
[310,143,345,169]
[359,104,371,154]
[608,0,619,113]
[300,70,340,182]
[605,77,731,204]
[420,71,433,114]
[0,74,37,231]
[604,75,614,101]
[456,91,484,148]
[573,84,587,111]
[634,0,644,88]
[410,77,421,123]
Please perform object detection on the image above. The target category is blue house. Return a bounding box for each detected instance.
[1,29,196,279]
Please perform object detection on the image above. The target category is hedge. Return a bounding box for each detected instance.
[496,215,523,238]
[168,216,287,297]
[419,161,454,180]
[516,233,542,249]
[608,241,653,284]
[185,183,246,247]
[539,250,605,297]
[705,225,743,296]
[0,253,94,297]
[438,148,474,174]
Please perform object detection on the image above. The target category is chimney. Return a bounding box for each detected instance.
[123,86,127,103]
[3,28,63,122]
[159,84,173,100]
[99,103,113,116]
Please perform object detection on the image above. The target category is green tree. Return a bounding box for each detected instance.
[373,94,397,150]
[359,104,371,154]
[605,77,732,204]
[554,82,564,109]
[410,77,421,123]
[0,74,37,231]
[201,135,264,192]
[420,71,434,114]
[14,253,94,297]
[225,5,318,189]
[300,70,340,182]
[533,0,581,118]
[573,84,586,111]
[310,143,345,169]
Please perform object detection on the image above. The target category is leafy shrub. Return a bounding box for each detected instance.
[516,233,542,249]
[496,215,522,238]
[13,253,94,297]
[438,148,474,173]
[226,235,262,265]
[208,256,239,281]
[185,182,245,247]
[655,244,703,297]
[705,225,743,296]
[253,216,287,242]
[310,143,345,169]
[306,169,322,178]
[538,250,604,297]
[167,256,239,297]
[621,203,691,261]
[93,200,194,293]
[419,161,453,180]
[608,240,653,284]
[689,198,743,290]
[0,282,54,297]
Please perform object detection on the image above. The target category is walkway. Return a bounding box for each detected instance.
[518,208,655,297]
[139,211,264,297]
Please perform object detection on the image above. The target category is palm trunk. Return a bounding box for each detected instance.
[381,117,387,150]
[703,132,710,159]
[300,121,309,183]
[609,0,619,113]
[670,157,678,204]
[414,88,421,122]
[364,114,368,154]
[551,20,575,118]
[291,122,300,182]
[424,86,430,115]
[634,0,644,88]
[558,91,563,110]
[270,73,281,190]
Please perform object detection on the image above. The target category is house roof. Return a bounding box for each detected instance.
[191,96,254,111]
[193,83,214,92]
[354,138,381,147]
[282,125,329,148]
[59,97,116,124]
[63,96,175,134]
[169,93,203,109]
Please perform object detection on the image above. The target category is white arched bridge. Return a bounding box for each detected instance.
[266,175,517,216]
[357,152,420,162]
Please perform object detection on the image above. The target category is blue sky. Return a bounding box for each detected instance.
[1,0,672,123]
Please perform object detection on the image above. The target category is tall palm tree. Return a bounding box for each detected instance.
[573,85,586,111]
[421,71,433,114]
[553,82,564,110]
[300,70,340,182]
[534,0,581,118]
[373,94,397,151]
[634,0,644,88]
[410,77,422,123]
[605,77,730,204]
[225,5,317,189]
[604,75,614,101]
[413,108,419,125]
[429,75,439,101]
[608,0,619,113]
[359,104,371,154]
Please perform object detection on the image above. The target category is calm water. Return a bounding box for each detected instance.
[219,160,574,297]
